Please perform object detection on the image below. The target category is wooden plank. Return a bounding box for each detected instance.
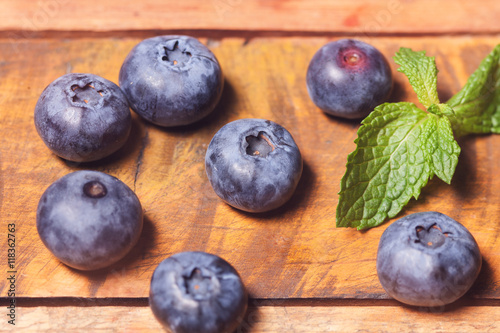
[1,0,500,36]
[1,36,500,299]
[8,303,500,332]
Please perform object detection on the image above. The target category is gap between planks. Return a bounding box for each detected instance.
[5,297,500,308]
[3,29,500,40]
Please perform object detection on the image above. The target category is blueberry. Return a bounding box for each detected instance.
[34,73,131,162]
[205,118,303,213]
[306,39,393,119]
[36,170,143,271]
[376,211,482,307]
[119,35,223,127]
[149,251,247,333]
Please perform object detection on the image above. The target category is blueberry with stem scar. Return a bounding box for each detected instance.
[376,211,482,307]
[34,73,131,162]
[205,118,303,213]
[119,35,223,127]
[36,170,143,271]
[149,251,248,333]
[306,39,393,119]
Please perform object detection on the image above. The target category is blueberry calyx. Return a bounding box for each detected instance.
[343,51,362,66]
[245,132,275,157]
[161,40,192,66]
[339,47,366,69]
[182,267,219,301]
[70,82,105,107]
[414,224,451,249]
[83,180,107,199]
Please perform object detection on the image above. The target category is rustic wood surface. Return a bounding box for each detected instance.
[1,0,500,331]
[2,36,500,301]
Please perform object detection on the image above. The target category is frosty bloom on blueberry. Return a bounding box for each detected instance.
[119,35,223,127]
[36,170,143,271]
[376,211,482,307]
[205,118,303,213]
[306,39,393,119]
[149,251,247,333]
[34,73,132,162]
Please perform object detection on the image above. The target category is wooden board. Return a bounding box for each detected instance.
[2,0,500,331]
[1,0,500,35]
[9,302,500,332]
[1,36,500,301]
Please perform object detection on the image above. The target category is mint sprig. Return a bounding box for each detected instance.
[336,45,500,230]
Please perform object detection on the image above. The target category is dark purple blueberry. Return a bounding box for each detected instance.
[376,211,482,307]
[119,35,223,127]
[34,73,131,162]
[306,39,393,119]
[149,251,247,333]
[36,170,143,271]
[205,118,302,213]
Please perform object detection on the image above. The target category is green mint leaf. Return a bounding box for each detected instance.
[336,102,460,230]
[445,44,500,136]
[426,104,461,184]
[394,47,440,108]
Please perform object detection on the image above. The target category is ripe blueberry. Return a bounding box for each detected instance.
[119,35,223,127]
[376,211,482,307]
[306,39,393,119]
[205,118,303,213]
[36,170,143,271]
[149,251,247,333]
[34,73,131,162]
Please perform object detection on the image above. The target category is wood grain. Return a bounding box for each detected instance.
[1,0,500,36]
[1,36,500,300]
[9,303,500,332]
[1,1,500,331]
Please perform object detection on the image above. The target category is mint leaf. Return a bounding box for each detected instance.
[444,44,500,136]
[336,102,460,230]
[425,104,461,184]
[394,47,440,108]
